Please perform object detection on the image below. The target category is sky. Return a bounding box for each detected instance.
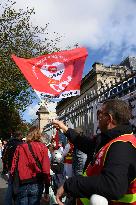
[2,0,136,122]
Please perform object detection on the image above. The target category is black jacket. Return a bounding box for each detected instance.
[3,138,23,171]
[63,125,136,200]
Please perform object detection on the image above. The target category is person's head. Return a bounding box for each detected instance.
[41,133,51,146]
[14,131,23,140]
[0,140,2,147]
[2,140,7,146]
[97,99,132,132]
[26,126,42,142]
[58,141,62,145]
[51,139,56,147]
[74,127,84,136]
[22,137,26,142]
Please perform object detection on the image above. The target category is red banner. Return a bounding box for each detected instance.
[12,47,88,99]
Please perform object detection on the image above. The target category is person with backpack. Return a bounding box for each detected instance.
[2,131,23,174]
[3,131,23,205]
[10,126,50,205]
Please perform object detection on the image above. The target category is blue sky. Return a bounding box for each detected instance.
[1,0,136,122]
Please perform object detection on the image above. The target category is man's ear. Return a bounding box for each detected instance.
[108,114,117,129]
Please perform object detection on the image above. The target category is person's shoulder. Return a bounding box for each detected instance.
[19,142,27,146]
[7,138,15,144]
[39,142,48,149]
[109,140,136,154]
[32,141,45,146]
[9,138,22,144]
[6,138,17,147]
[16,142,28,152]
[105,141,136,165]
[32,141,48,150]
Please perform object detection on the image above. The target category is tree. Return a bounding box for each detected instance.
[0,101,21,139]
[0,102,31,139]
[0,0,61,110]
[0,0,61,138]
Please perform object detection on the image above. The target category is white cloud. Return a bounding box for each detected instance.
[46,101,57,113]
[10,0,136,63]
[27,104,39,120]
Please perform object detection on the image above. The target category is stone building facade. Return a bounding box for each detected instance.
[43,56,136,136]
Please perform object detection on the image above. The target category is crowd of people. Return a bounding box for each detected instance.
[0,99,136,205]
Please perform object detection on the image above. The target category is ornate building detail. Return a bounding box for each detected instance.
[43,56,136,136]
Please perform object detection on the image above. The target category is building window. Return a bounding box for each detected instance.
[128,78,133,86]
[123,81,128,89]
[112,87,117,94]
[117,85,122,92]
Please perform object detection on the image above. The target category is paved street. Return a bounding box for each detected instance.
[0,171,54,205]
[0,173,8,205]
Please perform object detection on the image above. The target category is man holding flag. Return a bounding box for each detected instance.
[52,99,136,205]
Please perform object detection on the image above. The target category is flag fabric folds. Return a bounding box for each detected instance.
[12,47,88,100]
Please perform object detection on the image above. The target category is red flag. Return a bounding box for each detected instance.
[12,47,88,99]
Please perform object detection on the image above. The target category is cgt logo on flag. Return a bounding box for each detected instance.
[40,62,65,81]
[40,61,72,93]
[12,47,88,100]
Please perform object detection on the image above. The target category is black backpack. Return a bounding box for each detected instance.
[3,138,22,171]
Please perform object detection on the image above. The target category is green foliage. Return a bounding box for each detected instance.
[0,0,62,138]
[0,0,61,111]
[0,101,31,139]
[0,101,21,139]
